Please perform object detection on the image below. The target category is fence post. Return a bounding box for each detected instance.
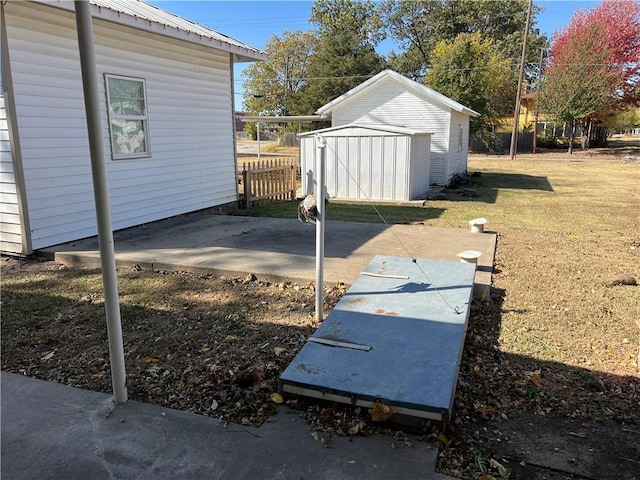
[242,163,250,208]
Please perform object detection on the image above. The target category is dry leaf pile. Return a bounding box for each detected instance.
[0,262,347,427]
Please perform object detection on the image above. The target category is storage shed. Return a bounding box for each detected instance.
[316,70,480,186]
[0,0,267,256]
[299,124,431,202]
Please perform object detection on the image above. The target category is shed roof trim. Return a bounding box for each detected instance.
[316,69,480,118]
[297,123,433,137]
[39,0,268,62]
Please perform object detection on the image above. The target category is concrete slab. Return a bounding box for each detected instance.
[42,213,496,298]
[280,256,476,422]
[1,372,455,480]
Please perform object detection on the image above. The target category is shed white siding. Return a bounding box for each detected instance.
[300,125,431,202]
[328,76,452,186]
[5,2,238,250]
[447,110,472,181]
[0,94,22,254]
[318,70,479,186]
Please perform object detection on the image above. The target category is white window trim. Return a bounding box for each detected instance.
[105,73,151,160]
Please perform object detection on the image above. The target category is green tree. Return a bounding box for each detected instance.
[539,23,619,153]
[425,33,516,133]
[300,0,387,113]
[379,0,547,78]
[603,108,639,134]
[241,30,316,116]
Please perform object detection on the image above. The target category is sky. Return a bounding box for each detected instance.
[146,0,602,107]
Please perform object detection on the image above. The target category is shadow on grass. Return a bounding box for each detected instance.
[445,287,640,478]
[245,198,448,224]
[441,172,554,204]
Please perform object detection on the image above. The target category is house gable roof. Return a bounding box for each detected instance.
[316,69,480,118]
[39,0,267,62]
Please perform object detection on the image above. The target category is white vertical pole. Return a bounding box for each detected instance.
[315,134,326,324]
[74,1,127,403]
[257,122,261,162]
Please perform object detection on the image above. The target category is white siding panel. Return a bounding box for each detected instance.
[5,2,238,250]
[0,93,22,254]
[409,135,431,198]
[0,191,18,205]
[0,231,22,250]
[0,218,21,234]
[299,127,425,201]
[1,202,20,215]
[0,150,13,163]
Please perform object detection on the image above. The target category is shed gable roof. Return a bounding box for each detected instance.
[297,123,432,137]
[316,69,480,118]
[38,0,267,62]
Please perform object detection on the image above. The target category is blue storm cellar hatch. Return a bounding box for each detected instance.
[279,255,477,422]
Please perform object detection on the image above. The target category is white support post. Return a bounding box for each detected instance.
[74,1,127,403]
[315,134,326,324]
[257,122,261,162]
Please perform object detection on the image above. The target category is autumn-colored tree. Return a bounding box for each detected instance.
[541,0,640,151]
[540,22,619,153]
[549,0,640,106]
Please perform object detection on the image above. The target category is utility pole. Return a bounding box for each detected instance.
[509,0,533,160]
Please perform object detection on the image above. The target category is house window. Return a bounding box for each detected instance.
[458,124,463,152]
[105,74,150,159]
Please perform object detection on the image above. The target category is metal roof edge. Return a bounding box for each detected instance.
[239,115,329,123]
[35,0,268,62]
[297,123,433,137]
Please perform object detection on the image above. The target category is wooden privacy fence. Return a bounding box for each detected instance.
[240,158,297,208]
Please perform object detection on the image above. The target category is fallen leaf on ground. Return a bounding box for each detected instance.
[370,402,393,422]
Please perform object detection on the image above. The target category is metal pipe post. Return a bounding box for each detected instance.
[314,134,326,324]
[257,122,261,162]
[74,1,127,403]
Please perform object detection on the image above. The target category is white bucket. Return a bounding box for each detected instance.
[457,250,482,265]
[469,217,487,233]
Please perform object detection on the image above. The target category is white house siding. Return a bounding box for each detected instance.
[328,76,451,185]
[5,3,236,250]
[447,110,471,180]
[0,94,22,253]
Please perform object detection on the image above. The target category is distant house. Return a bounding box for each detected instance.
[315,70,479,186]
[0,0,266,256]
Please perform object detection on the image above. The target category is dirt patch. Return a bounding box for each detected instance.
[481,413,640,480]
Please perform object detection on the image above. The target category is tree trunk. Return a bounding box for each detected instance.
[568,119,574,154]
[581,119,591,150]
